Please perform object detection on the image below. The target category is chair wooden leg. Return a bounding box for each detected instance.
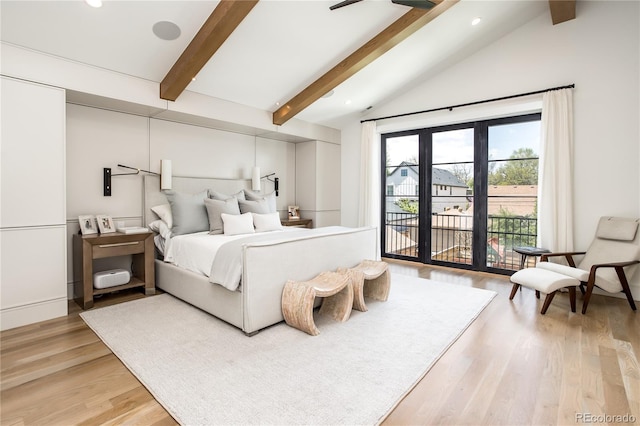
[540,291,556,314]
[615,267,637,311]
[535,290,540,299]
[568,287,576,313]
[581,280,596,314]
[509,283,520,300]
[579,283,586,295]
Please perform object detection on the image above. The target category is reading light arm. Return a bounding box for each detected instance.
[260,172,279,196]
[104,164,160,197]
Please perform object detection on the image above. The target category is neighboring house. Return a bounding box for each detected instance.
[386,161,469,214]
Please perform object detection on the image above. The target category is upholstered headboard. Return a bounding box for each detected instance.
[143,175,252,227]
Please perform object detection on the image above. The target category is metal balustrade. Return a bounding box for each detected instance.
[384,212,537,271]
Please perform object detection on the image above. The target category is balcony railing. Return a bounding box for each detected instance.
[384,212,538,270]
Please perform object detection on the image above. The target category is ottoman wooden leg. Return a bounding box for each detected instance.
[540,291,556,314]
[569,287,576,313]
[509,283,520,300]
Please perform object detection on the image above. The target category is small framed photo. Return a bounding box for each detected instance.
[78,215,98,235]
[287,205,300,220]
[96,215,116,234]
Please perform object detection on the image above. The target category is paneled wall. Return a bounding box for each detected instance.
[65,104,299,297]
[1,77,68,330]
[296,140,341,227]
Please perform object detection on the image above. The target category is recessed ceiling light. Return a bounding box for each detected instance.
[153,21,181,41]
[322,90,334,99]
[471,17,482,26]
[345,100,352,105]
[85,0,102,8]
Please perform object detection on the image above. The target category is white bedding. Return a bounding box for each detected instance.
[163,231,286,278]
[163,226,359,292]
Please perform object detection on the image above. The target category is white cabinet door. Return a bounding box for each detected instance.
[0,227,68,329]
[1,77,66,228]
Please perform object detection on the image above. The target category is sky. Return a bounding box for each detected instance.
[386,120,541,167]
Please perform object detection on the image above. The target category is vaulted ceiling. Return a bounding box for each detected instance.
[0,0,574,129]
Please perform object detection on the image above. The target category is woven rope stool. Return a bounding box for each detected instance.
[338,260,390,312]
[509,268,580,314]
[281,271,353,336]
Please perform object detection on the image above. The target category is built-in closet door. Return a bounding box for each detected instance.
[1,76,67,330]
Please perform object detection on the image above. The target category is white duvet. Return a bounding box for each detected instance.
[163,228,301,278]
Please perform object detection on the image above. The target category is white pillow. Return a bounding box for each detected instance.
[148,219,172,240]
[253,212,283,232]
[221,212,255,236]
[151,204,173,228]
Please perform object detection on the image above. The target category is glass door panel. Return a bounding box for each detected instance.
[430,128,474,265]
[383,135,420,259]
[486,120,541,269]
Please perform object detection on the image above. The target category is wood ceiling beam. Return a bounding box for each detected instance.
[272,0,458,126]
[548,0,576,25]
[160,0,259,101]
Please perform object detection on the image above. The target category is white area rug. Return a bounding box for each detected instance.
[81,274,495,425]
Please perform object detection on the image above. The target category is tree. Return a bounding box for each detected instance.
[489,147,538,185]
[450,164,473,188]
[395,198,418,214]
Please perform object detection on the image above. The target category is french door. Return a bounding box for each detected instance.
[381,113,541,274]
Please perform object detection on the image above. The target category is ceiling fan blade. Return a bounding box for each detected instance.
[329,0,364,10]
[390,0,437,9]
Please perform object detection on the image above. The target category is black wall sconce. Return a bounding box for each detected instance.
[104,164,160,196]
[251,167,279,196]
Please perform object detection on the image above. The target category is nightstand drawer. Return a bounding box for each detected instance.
[93,240,145,258]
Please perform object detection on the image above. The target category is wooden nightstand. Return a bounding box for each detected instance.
[281,218,313,228]
[73,232,155,309]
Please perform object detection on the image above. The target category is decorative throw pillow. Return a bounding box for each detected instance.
[148,219,172,240]
[208,189,246,201]
[221,212,255,236]
[165,190,209,235]
[253,212,283,233]
[244,188,276,213]
[238,198,271,215]
[204,197,240,235]
[151,204,173,228]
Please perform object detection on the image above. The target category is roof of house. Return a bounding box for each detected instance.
[389,161,468,188]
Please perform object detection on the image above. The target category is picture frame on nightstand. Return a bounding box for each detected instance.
[288,205,300,219]
[96,215,116,234]
[78,215,98,235]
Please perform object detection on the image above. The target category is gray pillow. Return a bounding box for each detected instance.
[165,190,209,235]
[208,189,246,201]
[244,188,276,213]
[238,198,271,214]
[204,197,240,235]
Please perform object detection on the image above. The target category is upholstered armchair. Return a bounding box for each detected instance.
[536,216,640,314]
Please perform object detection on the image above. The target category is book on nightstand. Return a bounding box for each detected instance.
[116,226,150,234]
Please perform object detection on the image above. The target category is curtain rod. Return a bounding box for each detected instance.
[360,84,575,123]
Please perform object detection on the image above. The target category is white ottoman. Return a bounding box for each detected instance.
[509,268,580,314]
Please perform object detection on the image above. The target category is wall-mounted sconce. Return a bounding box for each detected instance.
[103,161,171,196]
[161,159,172,190]
[251,166,279,196]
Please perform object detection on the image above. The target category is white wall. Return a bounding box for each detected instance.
[341,1,640,292]
[66,104,298,297]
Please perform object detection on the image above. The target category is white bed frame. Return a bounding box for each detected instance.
[143,175,377,335]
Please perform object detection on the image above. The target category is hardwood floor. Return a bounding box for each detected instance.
[1,261,638,425]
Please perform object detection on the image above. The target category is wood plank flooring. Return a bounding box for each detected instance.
[1,261,638,425]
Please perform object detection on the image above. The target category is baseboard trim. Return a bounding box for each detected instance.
[1,297,68,331]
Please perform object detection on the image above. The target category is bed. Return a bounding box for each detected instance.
[143,175,377,335]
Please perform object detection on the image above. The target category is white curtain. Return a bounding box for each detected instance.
[537,88,574,252]
[358,121,380,231]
